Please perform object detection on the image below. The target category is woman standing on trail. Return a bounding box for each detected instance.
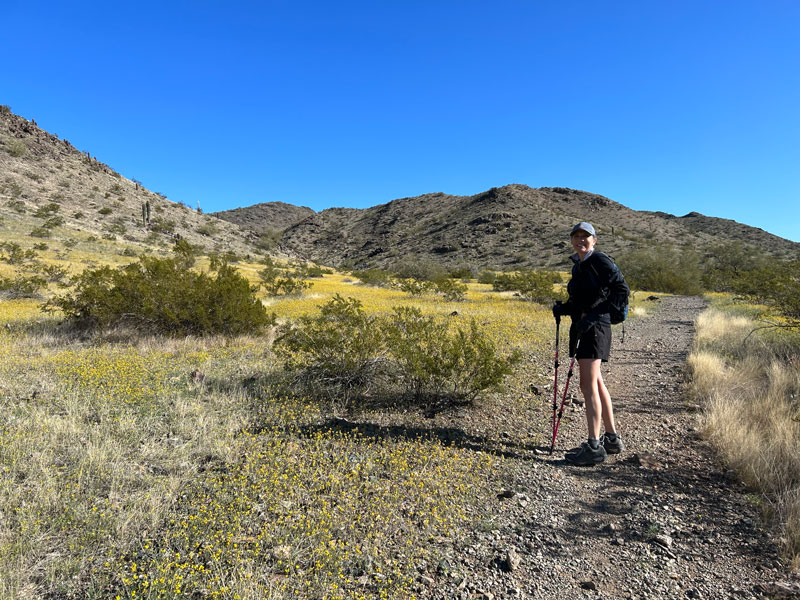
[553,222,630,465]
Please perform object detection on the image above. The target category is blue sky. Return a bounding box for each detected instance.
[3,1,799,241]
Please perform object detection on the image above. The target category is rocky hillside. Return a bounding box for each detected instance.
[216,185,800,270]
[0,106,258,257]
[213,202,314,234]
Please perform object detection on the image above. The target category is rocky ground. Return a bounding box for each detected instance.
[414,296,800,600]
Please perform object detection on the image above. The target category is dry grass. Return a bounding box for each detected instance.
[0,267,533,599]
[689,307,800,567]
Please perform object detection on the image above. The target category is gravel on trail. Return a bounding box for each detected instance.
[417,295,800,600]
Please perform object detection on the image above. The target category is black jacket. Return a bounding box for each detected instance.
[562,251,629,327]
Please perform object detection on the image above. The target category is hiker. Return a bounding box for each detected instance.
[552,222,630,465]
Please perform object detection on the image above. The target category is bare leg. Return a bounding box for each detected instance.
[578,358,603,439]
[596,371,617,434]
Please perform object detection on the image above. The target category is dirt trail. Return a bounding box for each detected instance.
[426,296,795,599]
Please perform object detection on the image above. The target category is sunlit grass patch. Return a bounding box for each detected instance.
[114,415,494,599]
[689,304,800,566]
[0,298,44,323]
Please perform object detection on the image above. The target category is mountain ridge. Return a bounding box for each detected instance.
[214,184,799,270]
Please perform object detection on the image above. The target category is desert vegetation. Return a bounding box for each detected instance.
[0,241,549,599]
[689,298,800,568]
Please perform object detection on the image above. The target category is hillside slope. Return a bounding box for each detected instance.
[0,106,256,257]
[217,184,799,270]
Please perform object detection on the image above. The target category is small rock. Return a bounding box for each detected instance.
[501,548,521,572]
[497,489,516,499]
[418,575,434,587]
[579,580,597,591]
[529,384,542,395]
[651,534,673,549]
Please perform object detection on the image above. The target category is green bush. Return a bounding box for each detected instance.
[733,260,800,322]
[434,278,467,302]
[383,307,517,401]
[0,274,46,299]
[275,294,386,401]
[477,270,497,285]
[4,138,27,157]
[98,206,113,215]
[43,216,65,229]
[6,199,26,213]
[276,296,518,406]
[397,278,435,297]
[46,256,274,336]
[197,223,219,237]
[34,203,61,218]
[0,242,37,264]
[617,245,703,295]
[351,268,394,287]
[492,269,563,303]
[294,263,332,278]
[258,258,311,296]
[29,227,51,238]
[391,258,448,282]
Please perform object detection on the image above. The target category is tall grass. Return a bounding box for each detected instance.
[689,307,800,567]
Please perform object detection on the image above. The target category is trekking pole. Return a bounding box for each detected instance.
[550,306,561,454]
[551,337,580,454]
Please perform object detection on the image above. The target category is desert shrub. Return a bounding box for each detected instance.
[733,260,800,322]
[4,137,27,157]
[197,223,219,237]
[434,278,467,302]
[29,226,51,238]
[0,242,37,264]
[32,242,48,251]
[34,202,61,218]
[172,238,198,268]
[277,296,518,405]
[149,217,175,234]
[351,268,394,287]
[6,199,26,213]
[449,266,475,280]
[617,245,703,295]
[294,263,332,278]
[120,248,137,257]
[63,238,78,248]
[254,228,283,252]
[477,269,497,285]
[383,307,517,401]
[701,241,763,292]
[492,269,563,303]
[397,278,435,296]
[29,263,69,283]
[46,256,274,335]
[391,258,448,282]
[108,219,127,235]
[258,258,311,296]
[73,211,84,219]
[98,206,113,215]
[275,294,386,401]
[0,274,46,299]
[43,215,65,229]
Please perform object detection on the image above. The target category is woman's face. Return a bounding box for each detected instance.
[570,230,596,258]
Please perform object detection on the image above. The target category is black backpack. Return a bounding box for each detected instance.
[585,253,629,325]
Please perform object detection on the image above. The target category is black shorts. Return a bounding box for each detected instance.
[569,321,612,362]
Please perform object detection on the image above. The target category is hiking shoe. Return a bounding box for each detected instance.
[565,442,606,466]
[602,433,625,455]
